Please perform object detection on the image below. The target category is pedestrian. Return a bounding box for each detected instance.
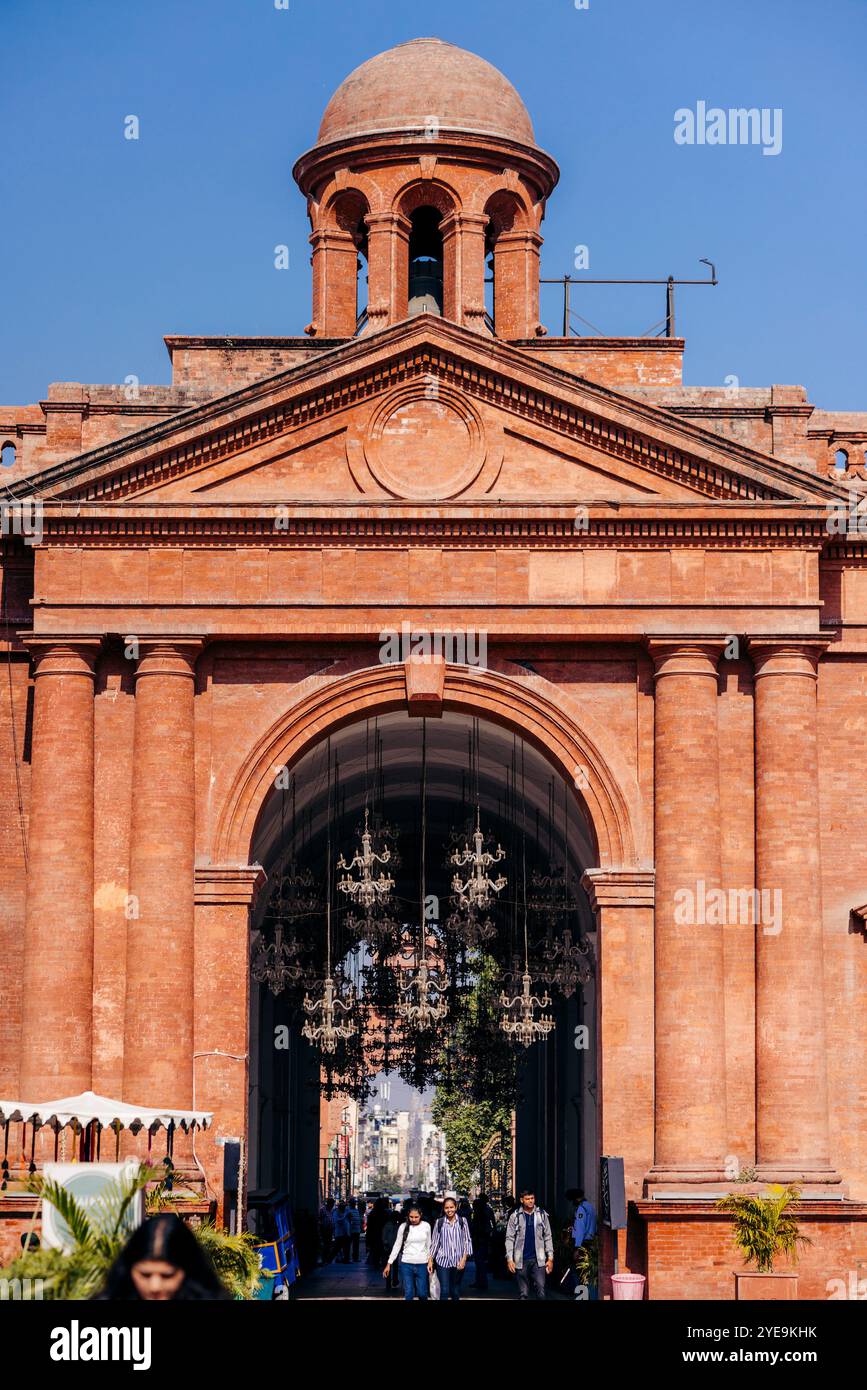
[365,1196,388,1266]
[429,1195,473,1301]
[93,1214,230,1301]
[331,1200,351,1263]
[383,1204,432,1301]
[505,1190,554,1300]
[381,1205,400,1290]
[318,1196,335,1264]
[569,1187,597,1251]
[469,1192,496,1290]
[347,1197,362,1262]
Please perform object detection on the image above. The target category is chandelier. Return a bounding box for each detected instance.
[444,907,498,949]
[397,955,449,1030]
[540,928,593,999]
[250,922,304,996]
[450,812,507,912]
[337,809,395,911]
[302,735,356,1055]
[499,970,555,1048]
[302,974,356,1054]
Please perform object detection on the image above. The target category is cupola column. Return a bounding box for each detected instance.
[440,212,490,333]
[364,212,411,332]
[492,227,544,339]
[309,227,360,338]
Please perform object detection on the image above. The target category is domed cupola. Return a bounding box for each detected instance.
[293,38,559,340]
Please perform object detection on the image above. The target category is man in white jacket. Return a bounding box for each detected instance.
[383,1205,432,1300]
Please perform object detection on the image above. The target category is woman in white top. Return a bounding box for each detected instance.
[383,1205,432,1301]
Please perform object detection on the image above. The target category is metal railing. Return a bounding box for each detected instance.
[540,260,717,338]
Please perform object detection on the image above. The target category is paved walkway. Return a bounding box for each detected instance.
[294,1255,520,1301]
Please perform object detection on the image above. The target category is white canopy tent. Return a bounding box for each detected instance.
[0,1090,212,1133]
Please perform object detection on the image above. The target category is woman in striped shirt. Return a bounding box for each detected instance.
[428,1196,473,1301]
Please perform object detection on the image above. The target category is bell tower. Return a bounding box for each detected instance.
[293,38,559,341]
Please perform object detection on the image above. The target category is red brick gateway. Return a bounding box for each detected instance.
[2,38,866,1299]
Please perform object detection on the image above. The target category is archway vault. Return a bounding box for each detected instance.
[214,660,647,871]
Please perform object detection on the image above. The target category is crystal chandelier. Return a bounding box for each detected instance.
[397,955,449,1030]
[395,717,450,1034]
[450,812,507,912]
[302,735,356,1055]
[499,741,555,1048]
[444,906,498,949]
[251,922,304,996]
[499,970,555,1048]
[302,974,356,1054]
[337,809,395,910]
[540,928,593,999]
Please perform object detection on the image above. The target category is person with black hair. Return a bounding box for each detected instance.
[93,1214,231,1301]
[383,1204,432,1300]
[505,1190,554,1300]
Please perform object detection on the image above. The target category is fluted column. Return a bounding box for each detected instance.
[19,638,100,1096]
[750,639,837,1181]
[647,640,728,1179]
[123,640,202,1107]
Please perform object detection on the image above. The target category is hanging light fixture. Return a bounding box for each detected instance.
[302,737,356,1054]
[251,922,304,996]
[398,955,449,1029]
[450,812,507,911]
[337,808,395,910]
[499,970,555,1048]
[443,906,498,948]
[302,973,356,1054]
[499,742,555,1048]
[397,717,449,1032]
[540,927,593,999]
[449,718,507,914]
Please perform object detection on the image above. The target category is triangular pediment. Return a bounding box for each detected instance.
[12,316,844,509]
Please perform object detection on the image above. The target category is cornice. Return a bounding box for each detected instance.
[33,505,833,549]
[7,319,845,510]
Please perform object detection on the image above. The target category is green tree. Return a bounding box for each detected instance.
[432,953,515,1190]
[431,1088,511,1192]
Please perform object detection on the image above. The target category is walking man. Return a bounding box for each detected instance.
[505,1190,554,1300]
[383,1205,432,1300]
[429,1195,473,1301]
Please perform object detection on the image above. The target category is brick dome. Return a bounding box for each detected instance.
[317,38,536,148]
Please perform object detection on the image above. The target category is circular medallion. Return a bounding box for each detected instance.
[347,382,500,500]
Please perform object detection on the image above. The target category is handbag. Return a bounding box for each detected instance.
[429,1267,441,1300]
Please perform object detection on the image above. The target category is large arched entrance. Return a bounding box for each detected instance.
[245,705,600,1237]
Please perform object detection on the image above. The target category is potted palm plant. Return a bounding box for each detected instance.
[716,1183,810,1300]
[574,1234,599,1301]
[0,1165,266,1300]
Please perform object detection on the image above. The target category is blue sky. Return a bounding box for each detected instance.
[1,0,865,409]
